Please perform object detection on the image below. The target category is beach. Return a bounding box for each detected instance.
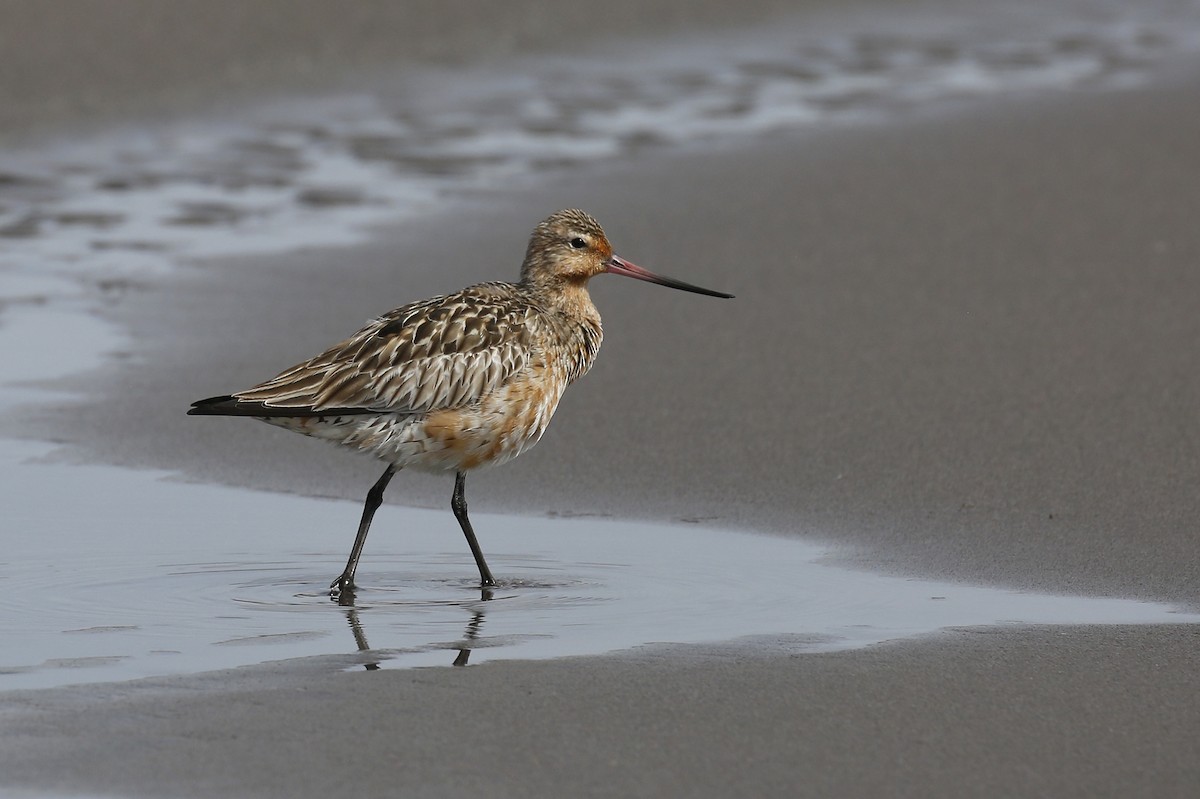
[2,1,1200,796]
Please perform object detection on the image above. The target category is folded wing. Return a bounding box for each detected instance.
[202,284,536,418]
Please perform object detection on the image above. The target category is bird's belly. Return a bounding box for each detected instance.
[259,414,430,467]
[417,370,565,471]
[260,370,565,472]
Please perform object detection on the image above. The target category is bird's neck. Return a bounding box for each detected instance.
[544,282,603,384]
[523,279,604,383]
[523,278,600,326]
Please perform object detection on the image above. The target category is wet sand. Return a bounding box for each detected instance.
[0,0,814,141]
[4,2,1200,797]
[3,626,1198,797]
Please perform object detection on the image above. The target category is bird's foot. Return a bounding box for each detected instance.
[330,574,357,606]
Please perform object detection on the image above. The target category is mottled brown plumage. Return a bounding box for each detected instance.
[189,209,731,597]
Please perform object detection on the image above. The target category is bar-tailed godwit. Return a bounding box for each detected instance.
[189,209,732,600]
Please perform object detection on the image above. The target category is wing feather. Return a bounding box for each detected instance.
[232,284,536,415]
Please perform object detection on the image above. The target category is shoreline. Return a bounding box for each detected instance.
[0,0,825,143]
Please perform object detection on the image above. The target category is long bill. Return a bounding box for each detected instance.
[605,255,734,299]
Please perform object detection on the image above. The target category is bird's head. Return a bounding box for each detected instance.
[520,209,733,299]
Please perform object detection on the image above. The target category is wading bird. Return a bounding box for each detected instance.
[189,209,732,601]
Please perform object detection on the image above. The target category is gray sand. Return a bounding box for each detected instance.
[4,2,1200,797]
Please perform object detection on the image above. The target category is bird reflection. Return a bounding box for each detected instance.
[341,587,493,669]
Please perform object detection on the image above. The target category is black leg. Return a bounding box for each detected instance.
[330,464,398,601]
[451,471,497,587]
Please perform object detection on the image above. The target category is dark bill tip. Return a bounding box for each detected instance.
[605,255,734,299]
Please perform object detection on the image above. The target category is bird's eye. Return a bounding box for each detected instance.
[569,237,587,250]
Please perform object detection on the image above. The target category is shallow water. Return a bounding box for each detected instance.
[1,434,1195,690]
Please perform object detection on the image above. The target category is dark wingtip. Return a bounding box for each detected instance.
[188,394,376,418]
[187,395,239,416]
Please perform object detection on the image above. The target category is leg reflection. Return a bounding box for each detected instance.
[452,587,494,667]
[344,605,381,670]
[340,587,494,669]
